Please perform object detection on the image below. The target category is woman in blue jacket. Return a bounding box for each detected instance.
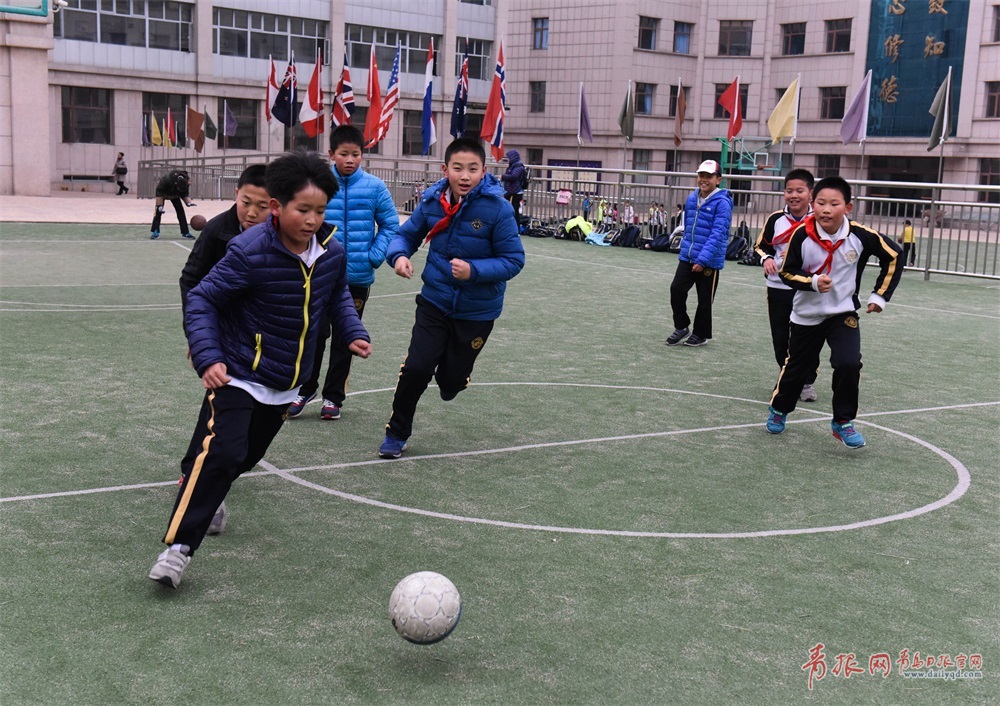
[665,160,734,348]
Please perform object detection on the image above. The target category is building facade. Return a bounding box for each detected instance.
[0,0,997,197]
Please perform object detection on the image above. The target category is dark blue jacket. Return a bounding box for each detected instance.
[501,149,525,196]
[186,216,370,391]
[387,174,525,321]
[680,188,733,270]
[324,166,399,287]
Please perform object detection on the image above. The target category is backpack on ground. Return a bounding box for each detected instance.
[725,234,748,261]
[738,247,762,266]
[611,224,642,248]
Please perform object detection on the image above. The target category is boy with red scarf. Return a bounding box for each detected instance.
[378,138,525,459]
[765,176,901,448]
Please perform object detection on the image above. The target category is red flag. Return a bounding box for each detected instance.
[718,77,742,141]
[166,107,177,148]
[673,79,687,147]
[332,53,355,127]
[300,55,324,138]
[363,44,383,149]
[369,43,400,146]
[265,56,279,125]
[480,37,506,161]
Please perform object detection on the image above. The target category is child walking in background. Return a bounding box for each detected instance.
[765,176,902,448]
[378,137,525,459]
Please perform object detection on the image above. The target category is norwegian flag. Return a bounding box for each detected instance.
[332,52,355,127]
[367,43,400,148]
[450,39,469,138]
[480,37,506,161]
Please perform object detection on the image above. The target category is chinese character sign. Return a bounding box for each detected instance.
[865,0,967,137]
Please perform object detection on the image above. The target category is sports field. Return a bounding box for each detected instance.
[1,223,997,704]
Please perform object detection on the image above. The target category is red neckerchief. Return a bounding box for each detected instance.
[803,215,846,275]
[424,190,462,243]
[772,207,809,247]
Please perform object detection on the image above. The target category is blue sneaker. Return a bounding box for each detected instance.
[379,434,409,459]
[766,407,787,434]
[831,420,866,449]
[286,392,316,419]
[181,232,195,239]
[149,231,159,240]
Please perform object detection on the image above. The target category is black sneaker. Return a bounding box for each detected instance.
[683,334,709,347]
[665,327,690,346]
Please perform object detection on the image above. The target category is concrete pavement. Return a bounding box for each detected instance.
[0,191,233,225]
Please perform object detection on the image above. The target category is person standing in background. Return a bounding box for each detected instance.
[113,152,129,195]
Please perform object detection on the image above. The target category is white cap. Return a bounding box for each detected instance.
[696,159,721,176]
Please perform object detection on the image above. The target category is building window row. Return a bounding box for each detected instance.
[457,37,495,82]
[532,17,549,50]
[54,0,192,51]
[623,17,853,57]
[215,8,327,63]
[346,25,437,79]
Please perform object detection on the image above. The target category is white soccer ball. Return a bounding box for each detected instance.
[388,571,462,644]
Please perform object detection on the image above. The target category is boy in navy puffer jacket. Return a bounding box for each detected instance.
[148,151,372,589]
[378,138,525,459]
[289,125,400,421]
[665,159,734,348]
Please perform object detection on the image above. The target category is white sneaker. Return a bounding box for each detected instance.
[207,500,227,535]
[148,547,190,588]
[800,384,818,402]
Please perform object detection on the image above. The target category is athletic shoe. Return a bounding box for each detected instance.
[799,384,818,402]
[683,334,709,347]
[665,327,690,346]
[320,400,341,420]
[181,232,195,239]
[207,500,227,535]
[831,420,866,449]
[379,435,409,459]
[287,392,316,419]
[149,231,159,240]
[439,388,459,401]
[766,407,787,434]
[148,547,190,589]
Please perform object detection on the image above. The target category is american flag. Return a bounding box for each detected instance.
[450,39,469,138]
[372,43,400,144]
[332,52,355,127]
[481,37,506,161]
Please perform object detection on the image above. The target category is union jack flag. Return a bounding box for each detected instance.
[332,53,355,127]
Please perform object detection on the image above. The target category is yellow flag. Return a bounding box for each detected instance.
[767,76,799,144]
[150,112,162,146]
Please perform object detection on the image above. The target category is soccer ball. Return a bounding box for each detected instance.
[388,571,462,644]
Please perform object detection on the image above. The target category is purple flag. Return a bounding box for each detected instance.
[223,100,238,137]
[840,70,871,145]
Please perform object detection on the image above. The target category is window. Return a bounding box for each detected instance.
[402,110,425,156]
[781,22,806,55]
[350,107,378,154]
[994,6,1000,42]
[142,92,187,145]
[61,86,112,144]
[217,98,257,150]
[633,149,652,184]
[530,82,546,113]
[527,148,543,167]
[979,158,1000,203]
[669,84,690,117]
[346,26,436,77]
[816,154,841,179]
[54,0,193,51]
[674,22,693,54]
[217,10,328,62]
[714,83,749,119]
[719,20,752,56]
[639,17,659,50]
[987,81,1000,118]
[457,37,494,82]
[636,83,655,115]
[820,86,847,119]
[463,113,483,143]
[533,18,549,50]
[825,19,852,53]
[459,0,492,4]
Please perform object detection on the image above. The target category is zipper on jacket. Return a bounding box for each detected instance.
[290,260,315,388]
[252,333,262,371]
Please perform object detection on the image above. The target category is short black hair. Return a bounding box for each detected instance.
[445,137,485,166]
[237,163,268,190]
[784,168,815,190]
[329,124,364,152]
[904,219,912,225]
[265,150,338,205]
[813,176,852,204]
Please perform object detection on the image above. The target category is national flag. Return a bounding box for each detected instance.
[673,78,687,147]
[450,39,469,138]
[369,42,401,146]
[767,75,799,144]
[271,55,299,127]
[187,105,205,153]
[300,55,325,137]
[332,53,355,127]
[718,77,742,141]
[840,69,872,145]
[150,111,162,146]
[617,79,634,142]
[421,39,436,155]
[265,55,279,125]
[204,106,218,141]
[577,81,593,145]
[363,43,383,148]
[141,112,151,146]
[223,100,238,137]
[927,66,953,151]
[165,107,176,148]
[480,37,507,161]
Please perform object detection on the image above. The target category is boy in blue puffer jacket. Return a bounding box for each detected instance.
[148,151,372,589]
[665,159,734,348]
[288,125,399,421]
[378,137,525,459]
